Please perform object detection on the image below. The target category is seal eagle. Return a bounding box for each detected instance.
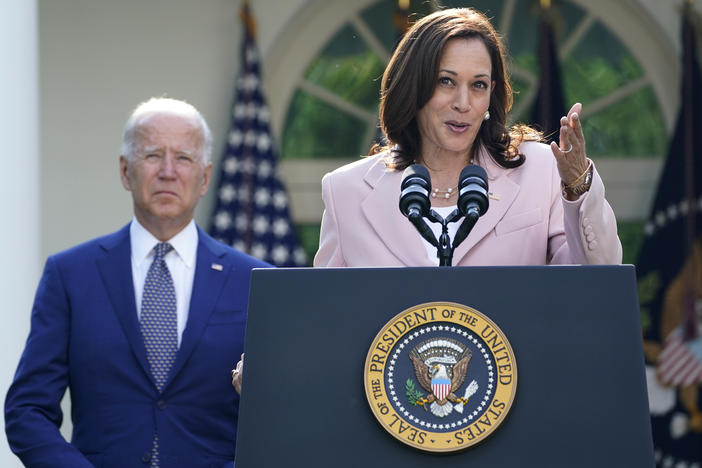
[409,339,472,407]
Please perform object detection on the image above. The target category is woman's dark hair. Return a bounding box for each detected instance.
[370,7,541,169]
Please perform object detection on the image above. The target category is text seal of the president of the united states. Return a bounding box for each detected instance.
[364,302,517,453]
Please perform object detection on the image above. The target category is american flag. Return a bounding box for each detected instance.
[658,328,702,387]
[209,1,307,267]
[638,4,702,465]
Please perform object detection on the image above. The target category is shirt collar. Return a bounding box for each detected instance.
[130,218,198,268]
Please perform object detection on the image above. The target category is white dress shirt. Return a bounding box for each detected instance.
[130,218,198,348]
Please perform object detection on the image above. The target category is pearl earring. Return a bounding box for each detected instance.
[483,110,490,121]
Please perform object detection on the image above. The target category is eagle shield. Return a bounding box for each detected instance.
[409,338,472,417]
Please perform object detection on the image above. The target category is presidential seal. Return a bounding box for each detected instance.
[364,302,517,453]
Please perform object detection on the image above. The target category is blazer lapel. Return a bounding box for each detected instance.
[451,151,520,265]
[358,152,522,266]
[96,224,151,379]
[360,161,433,266]
[166,228,230,387]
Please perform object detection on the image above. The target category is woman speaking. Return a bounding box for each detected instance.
[313,7,621,267]
[232,6,622,394]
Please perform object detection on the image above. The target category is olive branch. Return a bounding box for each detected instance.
[405,378,424,406]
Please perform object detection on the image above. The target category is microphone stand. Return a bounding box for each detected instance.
[426,208,462,267]
[400,163,489,267]
[451,209,480,251]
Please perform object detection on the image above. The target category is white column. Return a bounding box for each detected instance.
[0,0,39,466]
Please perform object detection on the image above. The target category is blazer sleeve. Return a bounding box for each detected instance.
[313,172,347,267]
[4,256,93,468]
[549,161,622,264]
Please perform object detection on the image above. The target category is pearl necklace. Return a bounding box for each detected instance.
[419,157,473,199]
[431,185,458,199]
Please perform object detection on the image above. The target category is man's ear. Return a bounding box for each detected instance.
[200,162,213,197]
[119,156,132,191]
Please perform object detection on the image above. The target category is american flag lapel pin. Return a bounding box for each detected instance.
[211,263,223,271]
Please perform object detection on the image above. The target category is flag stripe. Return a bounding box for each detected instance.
[658,328,702,386]
[679,360,702,386]
[684,368,702,386]
[661,355,691,382]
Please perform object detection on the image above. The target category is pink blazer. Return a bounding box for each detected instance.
[313,142,622,267]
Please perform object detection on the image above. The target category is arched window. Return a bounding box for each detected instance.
[266,0,676,261]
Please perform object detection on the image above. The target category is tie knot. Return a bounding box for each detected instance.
[153,242,173,261]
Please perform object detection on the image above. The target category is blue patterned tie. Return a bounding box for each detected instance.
[140,242,177,467]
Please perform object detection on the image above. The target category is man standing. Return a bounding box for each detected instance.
[5,98,270,467]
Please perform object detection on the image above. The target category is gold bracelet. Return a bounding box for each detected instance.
[564,159,593,189]
[561,164,593,199]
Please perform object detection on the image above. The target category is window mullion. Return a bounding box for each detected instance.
[361,118,381,154]
[297,79,379,123]
[349,15,391,64]
[580,76,649,119]
[509,84,538,124]
[559,13,596,60]
[499,0,517,37]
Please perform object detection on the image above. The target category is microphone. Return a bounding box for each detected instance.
[399,164,437,247]
[453,165,489,249]
[457,165,489,218]
[399,164,431,219]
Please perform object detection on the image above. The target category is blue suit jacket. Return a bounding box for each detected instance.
[5,224,270,467]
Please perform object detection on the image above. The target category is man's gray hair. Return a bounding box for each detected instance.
[121,97,213,164]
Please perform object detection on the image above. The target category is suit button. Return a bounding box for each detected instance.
[588,240,598,250]
[582,217,591,227]
[157,399,167,410]
[584,225,593,234]
[586,232,596,242]
[141,452,151,463]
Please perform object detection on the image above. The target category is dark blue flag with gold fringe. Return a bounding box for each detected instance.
[530,0,566,141]
[209,1,307,267]
[639,3,702,465]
